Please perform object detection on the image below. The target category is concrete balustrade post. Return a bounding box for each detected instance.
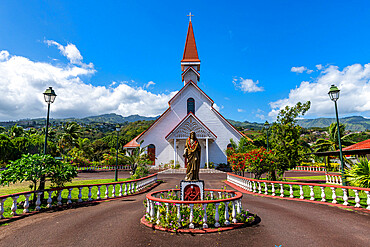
[202,203,208,228]
[88,187,93,201]
[271,183,275,196]
[57,190,63,206]
[331,187,337,204]
[258,182,262,194]
[124,183,128,196]
[105,185,109,199]
[35,192,42,210]
[264,182,268,195]
[354,190,361,208]
[165,203,169,220]
[214,203,220,228]
[176,204,181,227]
[253,182,256,193]
[279,183,284,197]
[189,204,194,229]
[289,185,294,198]
[78,187,83,202]
[224,201,230,225]
[320,187,326,202]
[342,188,349,206]
[112,185,116,198]
[0,198,5,219]
[47,191,53,208]
[67,188,73,204]
[299,185,304,199]
[365,191,370,210]
[309,186,315,200]
[23,193,31,213]
[156,203,161,225]
[97,186,101,200]
[232,201,237,223]
[150,200,155,221]
[11,196,19,215]
[119,184,123,197]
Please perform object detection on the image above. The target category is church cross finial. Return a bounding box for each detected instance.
[187,12,194,22]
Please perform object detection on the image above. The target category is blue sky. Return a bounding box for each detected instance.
[1,0,370,122]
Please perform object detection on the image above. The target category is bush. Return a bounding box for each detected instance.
[345,158,370,188]
[131,165,149,179]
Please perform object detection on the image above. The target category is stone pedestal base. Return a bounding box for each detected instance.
[180,180,204,201]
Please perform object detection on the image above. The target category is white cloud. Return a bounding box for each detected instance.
[255,114,265,120]
[144,81,155,88]
[45,40,93,68]
[233,77,264,93]
[213,103,224,112]
[237,109,244,112]
[291,66,313,74]
[316,64,323,70]
[0,46,177,121]
[269,63,370,119]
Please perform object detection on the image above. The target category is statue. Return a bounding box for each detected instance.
[183,131,201,181]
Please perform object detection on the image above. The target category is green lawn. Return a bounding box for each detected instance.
[286,175,326,180]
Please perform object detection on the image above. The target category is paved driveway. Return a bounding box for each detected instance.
[0,173,369,247]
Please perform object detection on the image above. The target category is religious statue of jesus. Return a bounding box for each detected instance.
[183,131,201,181]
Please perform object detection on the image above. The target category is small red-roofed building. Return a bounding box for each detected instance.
[124,19,244,167]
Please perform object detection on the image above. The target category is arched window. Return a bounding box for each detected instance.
[148,144,155,166]
[227,143,233,149]
[187,98,195,114]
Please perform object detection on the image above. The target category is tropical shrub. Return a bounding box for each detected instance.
[131,165,149,179]
[0,154,77,191]
[345,158,370,188]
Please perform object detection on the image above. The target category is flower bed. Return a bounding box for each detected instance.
[143,189,255,232]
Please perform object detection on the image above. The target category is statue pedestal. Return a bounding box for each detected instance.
[180,180,204,201]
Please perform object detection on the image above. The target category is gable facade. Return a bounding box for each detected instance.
[124,20,243,168]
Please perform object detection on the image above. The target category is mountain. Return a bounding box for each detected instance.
[297,116,370,131]
[227,119,264,130]
[80,113,158,124]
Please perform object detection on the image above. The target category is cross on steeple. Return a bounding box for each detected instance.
[187,12,194,22]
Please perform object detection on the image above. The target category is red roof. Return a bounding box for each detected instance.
[123,135,140,148]
[343,139,370,151]
[181,21,200,63]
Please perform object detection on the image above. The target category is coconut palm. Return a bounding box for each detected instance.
[59,122,82,154]
[313,123,355,167]
[123,141,151,175]
[345,158,370,188]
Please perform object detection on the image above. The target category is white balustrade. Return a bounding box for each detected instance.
[214,203,220,228]
[35,192,42,211]
[289,184,294,198]
[88,186,92,201]
[202,203,208,228]
[57,190,63,206]
[331,188,337,204]
[299,185,304,199]
[224,201,230,225]
[47,191,53,208]
[279,183,284,197]
[78,187,83,202]
[320,187,326,202]
[23,194,31,213]
[354,190,360,208]
[67,188,73,204]
[189,204,194,228]
[342,188,349,206]
[105,185,110,199]
[309,186,315,200]
[0,198,5,219]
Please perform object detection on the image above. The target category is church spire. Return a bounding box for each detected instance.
[181,13,200,85]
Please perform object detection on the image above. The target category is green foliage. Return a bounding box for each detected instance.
[0,154,77,191]
[345,158,370,188]
[130,165,149,179]
[124,141,152,175]
[0,134,17,163]
[270,101,311,177]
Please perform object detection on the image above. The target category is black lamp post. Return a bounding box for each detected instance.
[40,87,56,191]
[115,125,120,181]
[328,84,346,186]
[264,121,270,151]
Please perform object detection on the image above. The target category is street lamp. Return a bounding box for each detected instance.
[328,84,346,186]
[115,125,120,181]
[264,121,270,151]
[40,87,56,191]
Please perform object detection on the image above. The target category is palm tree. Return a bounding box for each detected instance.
[76,137,94,159]
[123,141,151,175]
[59,122,82,154]
[345,158,370,188]
[8,124,24,139]
[313,123,355,167]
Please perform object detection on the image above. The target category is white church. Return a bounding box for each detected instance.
[124,19,243,168]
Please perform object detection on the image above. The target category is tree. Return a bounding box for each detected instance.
[313,122,355,166]
[124,141,151,175]
[59,122,82,154]
[226,137,254,157]
[270,101,311,179]
[0,154,77,191]
[345,157,370,188]
[0,134,17,164]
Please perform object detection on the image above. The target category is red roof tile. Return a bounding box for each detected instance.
[181,21,200,63]
[343,139,370,151]
[123,135,140,148]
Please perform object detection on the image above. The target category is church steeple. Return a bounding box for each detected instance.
[181,14,200,85]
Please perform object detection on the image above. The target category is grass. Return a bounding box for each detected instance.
[286,175,326,180]
[0,177,137,220]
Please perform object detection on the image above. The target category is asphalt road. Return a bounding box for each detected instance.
[0,173,369,247]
